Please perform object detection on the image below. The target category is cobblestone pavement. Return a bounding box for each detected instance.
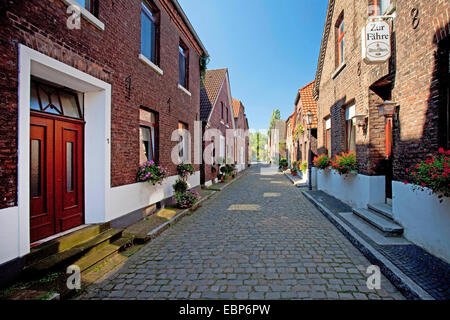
[79,165,404,300]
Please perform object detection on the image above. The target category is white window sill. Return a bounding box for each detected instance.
[62,0,105,31]
[178,84,191,97]
[220,120,225,125]
[331,62,346,79]
[139,54,164,75]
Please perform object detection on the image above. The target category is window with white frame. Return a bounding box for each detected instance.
[178,122,189,163]
[139,108,158,163]
[345,104,356,152]
[179,41,189,89]
[141,1,160,65]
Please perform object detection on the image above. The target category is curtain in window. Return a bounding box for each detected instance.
[140,126,154,163]
[179,47,186,87]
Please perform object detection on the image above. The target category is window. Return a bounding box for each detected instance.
[221,102,224,119]
[226,107,229,123]
[345,104,356,152]
[325,118,331,156]
[139,108,158,163]
[438,36,450,149]
[211,140,215,165]
[178,122,189,162]
[75,0,96,15]
[141,1,160,64]
[30,80,83,119]
[368,0,391,16]
[336,15,345,67]
[179,41,189,89]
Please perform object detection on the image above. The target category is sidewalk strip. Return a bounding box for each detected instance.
[301,190,434,300]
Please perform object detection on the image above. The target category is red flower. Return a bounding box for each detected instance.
[442,172,448,178]
[421,183,426,187]
[438,147,445,154]
[446,150,450,156]
[405,168,409,173]
[404,180,408,184]
[426,158,432,165]
[416,164,421,169]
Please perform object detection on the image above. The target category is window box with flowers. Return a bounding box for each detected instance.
[313,154,332,171]
[331,151,358,175]
[392,148,450,263]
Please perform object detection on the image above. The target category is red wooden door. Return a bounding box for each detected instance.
[30,115,84,242]
[54,120,84,233]
[30,116,55,242]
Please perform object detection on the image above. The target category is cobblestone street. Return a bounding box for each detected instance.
[79,165,404,300]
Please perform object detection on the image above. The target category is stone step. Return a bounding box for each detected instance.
[352,208,403,237]
[25,223,111,266]
[75,237,131,272]
[368,203,394,220]
[23,228,123,275]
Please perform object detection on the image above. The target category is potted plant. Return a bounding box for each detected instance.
[300,161,308,174]
[331,151,358,175]
[176,163,195,181]
[137,160,169,185]
[174,189,200,208]
[279,158,288,171]
[291,161,298,176]
[172,179,188,193]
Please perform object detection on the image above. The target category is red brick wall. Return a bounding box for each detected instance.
[391,0,450,181]
[316,0,449,180]
[203,75,233,184]
[0,0,203,209]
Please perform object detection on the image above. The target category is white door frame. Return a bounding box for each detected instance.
[17,44,111,257]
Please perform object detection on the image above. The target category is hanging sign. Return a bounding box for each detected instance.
[362,20,391,63]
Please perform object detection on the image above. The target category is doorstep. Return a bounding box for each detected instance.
[283,171,307,186]
[123,187,217,243]
[302,189,450,300]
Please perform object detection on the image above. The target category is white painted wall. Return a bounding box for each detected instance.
[392,181,450,263]
[109,171,200,221]
[0,207,19,264]
[316,169,385,208]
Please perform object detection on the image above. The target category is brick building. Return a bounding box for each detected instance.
[313,0,450,261]
[0,0,207,269]
[294,80,318,168]
[199,68,235,186]
[231,98,249,171]
[286,112,296,166]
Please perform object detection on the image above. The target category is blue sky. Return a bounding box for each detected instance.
[178,0,328,130]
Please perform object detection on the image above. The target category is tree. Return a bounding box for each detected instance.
[268,109,281,136]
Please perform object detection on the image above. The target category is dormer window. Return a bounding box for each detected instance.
[335,13,345,68]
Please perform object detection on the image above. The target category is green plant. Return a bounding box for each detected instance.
[407,147,450,201]
[300,161,308,173]
[314,154,331,169]
[293,124,304,140]
[174,190,200,208]
[331,151,357,175]
[177,163,195,180]
[279,158,288,169]
[172,179,188,193]
[137,161,169,185]
[199,53,210,81]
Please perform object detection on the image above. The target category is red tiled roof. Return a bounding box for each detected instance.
[200,68,228,121]
[297,80,318,128]
[232,98,242,118]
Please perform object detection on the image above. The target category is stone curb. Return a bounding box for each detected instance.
[147,190,217,239]
[283,172,306,186]
[301,190,434,300]
[208,168,249,192]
